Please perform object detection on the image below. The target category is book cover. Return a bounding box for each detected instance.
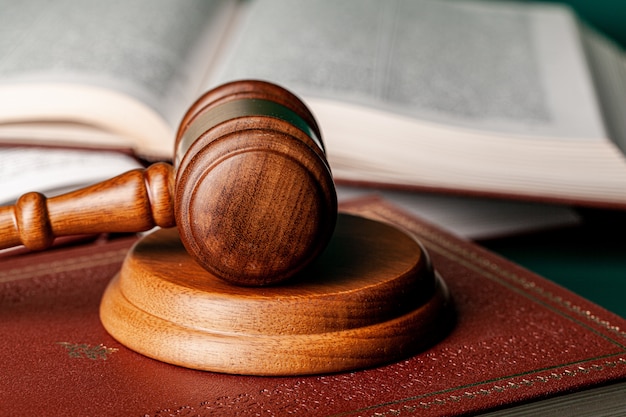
[0,198,625,416]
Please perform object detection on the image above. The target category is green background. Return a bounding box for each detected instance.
[481,209,626,318]
[481,1,626,318]
[528,0,626,48]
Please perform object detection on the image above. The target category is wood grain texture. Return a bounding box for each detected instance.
[0,162,175,251]
[174,80,336,286]
[99,213,454,376]
[0,80,336,286]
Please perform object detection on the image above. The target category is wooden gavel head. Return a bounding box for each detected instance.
[0,80,337,286]
[173,80,337,285]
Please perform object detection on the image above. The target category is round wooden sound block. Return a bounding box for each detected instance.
[100,213,454,376]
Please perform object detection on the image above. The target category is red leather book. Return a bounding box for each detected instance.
[1,198,625,416]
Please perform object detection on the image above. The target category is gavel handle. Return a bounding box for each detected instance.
[0,162,175,251]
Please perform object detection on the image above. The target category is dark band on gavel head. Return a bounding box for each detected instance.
[175,97,325,169]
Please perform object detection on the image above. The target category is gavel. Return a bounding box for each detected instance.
[0,80,337,286]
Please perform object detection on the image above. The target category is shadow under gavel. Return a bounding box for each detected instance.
[0,80,337,286]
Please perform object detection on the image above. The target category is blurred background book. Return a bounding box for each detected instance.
[0,0,624,315]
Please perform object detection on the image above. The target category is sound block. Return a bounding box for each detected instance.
[100,213,454,376]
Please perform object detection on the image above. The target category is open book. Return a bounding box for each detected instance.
[1,0,626,208]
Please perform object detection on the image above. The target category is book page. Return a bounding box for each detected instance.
[0,0,233,128]
[337,185,580,240]
[210,0,606,140]
[0,147,141,205]
[581,26,626,154]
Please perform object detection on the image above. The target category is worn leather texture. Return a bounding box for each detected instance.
[1,198,625,416]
